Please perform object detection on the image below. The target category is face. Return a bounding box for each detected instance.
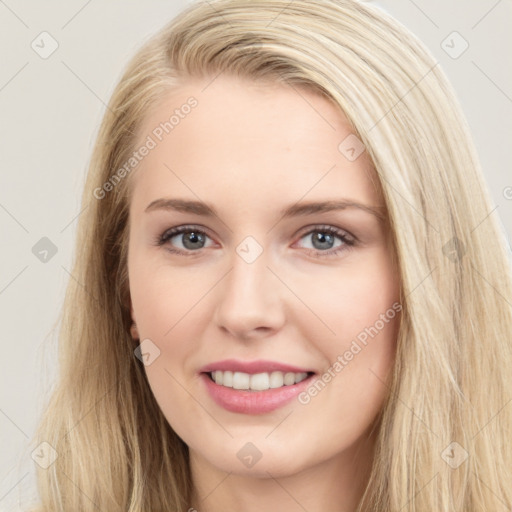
[127,74,401,482]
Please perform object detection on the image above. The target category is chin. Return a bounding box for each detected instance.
[205,447,308,478]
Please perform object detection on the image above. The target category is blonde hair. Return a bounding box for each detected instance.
[33,0,512,510]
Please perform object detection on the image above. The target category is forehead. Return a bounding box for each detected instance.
[128,74,382,213]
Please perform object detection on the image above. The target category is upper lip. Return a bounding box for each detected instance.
[199,359,315,375]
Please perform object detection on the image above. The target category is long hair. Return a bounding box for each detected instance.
[33,0,512,510]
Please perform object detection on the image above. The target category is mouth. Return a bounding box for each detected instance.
[198,358,318,413]
[200,370,317,414]
[202,370,317,392]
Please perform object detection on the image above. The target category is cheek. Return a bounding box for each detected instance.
[303,247,400,344]
[128,258,205,427]
[305,248,400,408]
[129,254,210,339]
[128,254,212,392]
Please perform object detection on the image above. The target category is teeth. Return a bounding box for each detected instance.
[210,370,309,391]
[249,372,269,391]
[233,372,250,390]
[222,371,232,387]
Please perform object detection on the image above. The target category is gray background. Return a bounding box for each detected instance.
[0,0,510,508]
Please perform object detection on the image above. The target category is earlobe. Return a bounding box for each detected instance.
[130,322,140,340]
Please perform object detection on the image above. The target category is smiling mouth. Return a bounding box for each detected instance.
[204,370,316,392]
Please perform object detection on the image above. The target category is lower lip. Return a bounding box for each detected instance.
[200,372,315,414]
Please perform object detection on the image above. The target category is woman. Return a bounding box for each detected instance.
[33,0,512,510]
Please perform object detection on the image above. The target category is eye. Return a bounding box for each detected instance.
[155,224,356,258]
[156,225,214,255]
[295,225,355,258]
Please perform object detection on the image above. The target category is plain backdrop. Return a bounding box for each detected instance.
[0,0,511,509]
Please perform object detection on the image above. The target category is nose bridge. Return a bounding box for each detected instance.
[213,236,284,336]
[226,239,275,306]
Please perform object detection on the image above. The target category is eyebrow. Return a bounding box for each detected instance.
[145,197,386,222]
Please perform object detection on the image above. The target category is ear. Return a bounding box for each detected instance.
[130,302,140,340]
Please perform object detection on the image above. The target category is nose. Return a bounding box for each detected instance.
[212,245,286,340]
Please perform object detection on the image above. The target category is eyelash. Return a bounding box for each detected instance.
[155,224,356,259]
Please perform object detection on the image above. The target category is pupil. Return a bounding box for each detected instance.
[313,232,334,250]
[183,232,204,249]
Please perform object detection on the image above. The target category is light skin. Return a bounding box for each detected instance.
[127,74,401,512]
